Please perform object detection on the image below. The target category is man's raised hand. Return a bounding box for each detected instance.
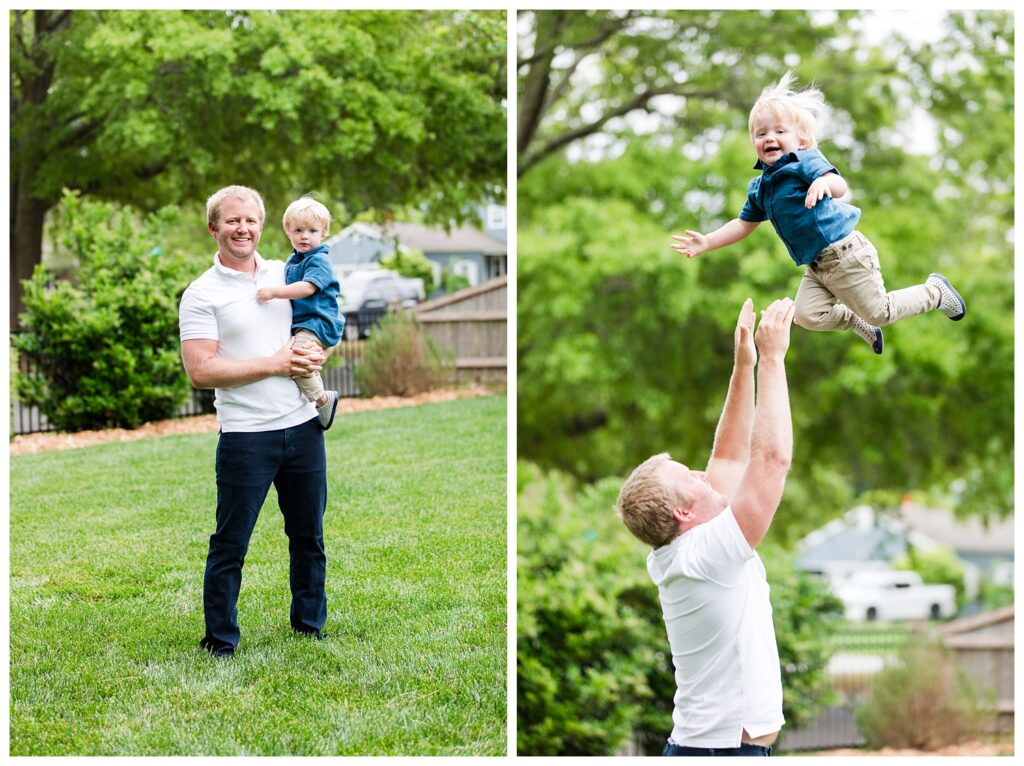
[735,298,757,367]
[754,298,796,359]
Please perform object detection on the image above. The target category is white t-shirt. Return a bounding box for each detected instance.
[179,252,317,432]
[647,507,785,748]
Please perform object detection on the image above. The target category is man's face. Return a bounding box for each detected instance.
[751,113,806,166]
[657,460,729,527]
[209,198,263,266]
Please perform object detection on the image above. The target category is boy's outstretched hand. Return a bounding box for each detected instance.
[671,230,708,258]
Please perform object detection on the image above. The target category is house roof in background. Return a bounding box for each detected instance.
[796,504,1015,566]
[899,504,1014,555]
[334,221,506,256]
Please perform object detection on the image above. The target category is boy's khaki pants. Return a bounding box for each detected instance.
[291,329,331,404]
[794,230,936,331]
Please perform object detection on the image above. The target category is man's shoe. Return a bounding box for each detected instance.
[853,319,884,354]
[317,391,339,430]
[293,629,328,640]
[927,273,966,321]
[199,637,234,659]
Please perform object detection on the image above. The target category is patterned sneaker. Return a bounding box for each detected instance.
[853,319,884,354]
[926,273,966,321]
[317,391,339,430]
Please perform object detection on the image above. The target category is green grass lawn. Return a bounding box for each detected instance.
[9,395,507,756]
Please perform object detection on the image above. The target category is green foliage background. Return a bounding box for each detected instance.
[518,10,1013,538]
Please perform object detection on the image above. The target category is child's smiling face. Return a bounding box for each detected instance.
[751,113,806,166]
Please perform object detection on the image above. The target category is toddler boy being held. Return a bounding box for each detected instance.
[257,196,345,429]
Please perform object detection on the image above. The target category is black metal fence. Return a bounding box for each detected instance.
[10,338,371,437]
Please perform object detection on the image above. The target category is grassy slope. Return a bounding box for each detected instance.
[9,395,507,756]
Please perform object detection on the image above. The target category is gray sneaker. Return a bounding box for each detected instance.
[926,273,966,321]
[853,319,883,354]
[317,390,339,430]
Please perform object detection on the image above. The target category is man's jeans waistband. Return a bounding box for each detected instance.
[662,740,772,757]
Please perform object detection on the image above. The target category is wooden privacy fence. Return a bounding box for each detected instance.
[941,605,1014,735]
[412,274,507,386]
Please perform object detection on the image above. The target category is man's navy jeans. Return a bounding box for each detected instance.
[662,742,772,757]
[202,417,327,653]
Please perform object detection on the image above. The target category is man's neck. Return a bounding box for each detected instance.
[219,251,257,274]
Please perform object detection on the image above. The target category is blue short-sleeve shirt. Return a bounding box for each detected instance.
[284,244,345,347]
[739,147,861,266]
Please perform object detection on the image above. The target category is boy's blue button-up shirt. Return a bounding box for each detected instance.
[739,147,861,266]
[284,244,345,347]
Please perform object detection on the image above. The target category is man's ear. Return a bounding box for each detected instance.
[672,505,692,524]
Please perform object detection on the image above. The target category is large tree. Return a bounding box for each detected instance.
[10,9,506,328]
[517,10,862,178]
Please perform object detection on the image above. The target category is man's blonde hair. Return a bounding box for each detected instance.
[748,70,825,148]
[282,195,332,236]
[206,185,266,227]
[616,452,694,548]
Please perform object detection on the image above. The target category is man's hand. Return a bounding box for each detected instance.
[804,177,833,208]
[256,287,277,303]
[670,230,708,258]
[289,340,325,378]
[734,298,756,368]
[754,298,796,359]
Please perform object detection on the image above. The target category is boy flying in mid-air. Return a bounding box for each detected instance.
[671,71,966,354]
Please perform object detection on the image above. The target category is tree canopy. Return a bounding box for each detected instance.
[517,10,1013,538]
[10,9,506,327]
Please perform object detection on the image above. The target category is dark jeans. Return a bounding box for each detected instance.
[662,741,772,757]
[202,417,327,653]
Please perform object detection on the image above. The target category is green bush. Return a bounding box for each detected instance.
[516,463,845,755]
[353,311,451,396]
[441,268,471,294]
[13,190,197,431]
[855,640,992,750]
[979,579,1013,611]
[895,544,967,611]
[381,247,436,294]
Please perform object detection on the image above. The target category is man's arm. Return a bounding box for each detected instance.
[730,298,795,548]
[257,281,318,303]
[706,298,756,498]
[181,339,324,389]
[671,218,760,258]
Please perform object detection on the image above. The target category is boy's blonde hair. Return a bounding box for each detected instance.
[615,452,694,548]
[282,195,332,235]
[207,185,266,227]
[748,70,825,148]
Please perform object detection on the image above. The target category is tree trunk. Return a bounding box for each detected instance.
[10,9,67,331]
[10,181,48,332]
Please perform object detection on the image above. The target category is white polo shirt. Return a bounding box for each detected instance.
[647,507,785,748]
[179,252,316,432]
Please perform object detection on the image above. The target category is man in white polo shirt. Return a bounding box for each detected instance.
[616,297,795,756]
[179,185,330,658]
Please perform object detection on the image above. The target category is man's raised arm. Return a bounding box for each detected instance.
[731,298,795,549]
[705,298,757,499]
